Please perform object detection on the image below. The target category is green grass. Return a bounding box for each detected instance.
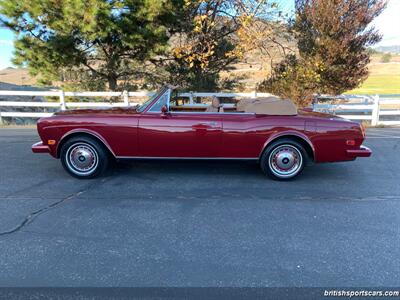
[347,75,400,95]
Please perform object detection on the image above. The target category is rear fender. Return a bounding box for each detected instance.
[259,131,315,160]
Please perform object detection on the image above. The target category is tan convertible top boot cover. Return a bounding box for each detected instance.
[237,97,297,115]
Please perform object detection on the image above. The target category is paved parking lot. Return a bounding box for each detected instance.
[0,127,400,287]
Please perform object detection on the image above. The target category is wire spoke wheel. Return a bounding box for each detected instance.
[267,144,303,179]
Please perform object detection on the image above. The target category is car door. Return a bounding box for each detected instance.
[220,112,271,158]
[138,91,222,158]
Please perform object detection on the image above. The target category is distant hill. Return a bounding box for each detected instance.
[0,68,37,86]
[1,48,399,95]
[374,45,400,54]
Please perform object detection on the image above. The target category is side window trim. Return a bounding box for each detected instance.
[147,89,171,113]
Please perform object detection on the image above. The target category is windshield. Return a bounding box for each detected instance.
[148,90,170,112]
[136,88,166,113]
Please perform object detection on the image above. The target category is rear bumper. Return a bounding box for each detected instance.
[346,145,372,158]
[32,141,51,154]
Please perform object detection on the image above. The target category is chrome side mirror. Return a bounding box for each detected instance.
[161,105,168,114]
[161,105,171,118]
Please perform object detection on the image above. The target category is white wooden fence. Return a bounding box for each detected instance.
[0,90,399,126]
[0,90,269,119]
[313,95,400,126]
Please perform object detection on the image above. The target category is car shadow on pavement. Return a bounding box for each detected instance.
[111,159,263,177]
[108,159,347,182]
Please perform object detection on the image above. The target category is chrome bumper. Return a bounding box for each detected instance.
[32,141,51,154]
[346,145,372,158]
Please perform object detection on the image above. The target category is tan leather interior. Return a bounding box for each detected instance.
[237,97,297,115]
[169,96,297,115]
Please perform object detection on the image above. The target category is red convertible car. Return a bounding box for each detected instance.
[32,87,371,180]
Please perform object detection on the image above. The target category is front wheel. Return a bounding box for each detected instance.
[60,136,109,179]
[260,139,306,180]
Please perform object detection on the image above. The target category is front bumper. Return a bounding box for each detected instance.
[346,145,372,158]
[32,141,51,154]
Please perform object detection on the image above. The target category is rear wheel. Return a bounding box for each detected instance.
[60,136,109,179]
[260,139,306,180]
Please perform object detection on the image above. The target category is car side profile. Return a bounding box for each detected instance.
[32,87,371,180]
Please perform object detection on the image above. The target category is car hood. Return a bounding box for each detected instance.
[54,106,139,116]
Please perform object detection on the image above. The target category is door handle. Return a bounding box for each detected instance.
[193,122,218,130]
[199,122,217,127]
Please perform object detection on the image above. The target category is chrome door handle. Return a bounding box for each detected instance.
[200,122,217,127]
[193,122,218,129]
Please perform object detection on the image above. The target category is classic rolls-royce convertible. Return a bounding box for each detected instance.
[32,87,371,180]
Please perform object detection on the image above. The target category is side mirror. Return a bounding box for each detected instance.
[161,105,168,114]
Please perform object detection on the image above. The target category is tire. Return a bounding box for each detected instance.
[260,138,306,181]
[60,136,109,179]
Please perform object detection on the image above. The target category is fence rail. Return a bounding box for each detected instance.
[0,90,399,126]
[312,95,400,126]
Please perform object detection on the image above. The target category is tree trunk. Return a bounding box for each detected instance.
[108,76,118,91]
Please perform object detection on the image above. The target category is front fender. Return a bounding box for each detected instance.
[56,128,116,158]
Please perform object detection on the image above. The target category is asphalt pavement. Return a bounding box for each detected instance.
[0,127,399,287]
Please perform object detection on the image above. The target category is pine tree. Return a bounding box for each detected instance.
[0,0,181,90]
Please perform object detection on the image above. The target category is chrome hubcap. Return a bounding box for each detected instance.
[268,145,302,178]
[66,143,98,175]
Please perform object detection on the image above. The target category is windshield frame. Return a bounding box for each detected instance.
[136,87,169,113]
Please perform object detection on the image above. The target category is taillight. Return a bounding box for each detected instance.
[360,123,366,138]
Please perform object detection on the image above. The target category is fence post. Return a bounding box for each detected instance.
[189,92,194,105]
[59,90,66,111]
[252,91,257,98]
[123,90,129,106]
[371,94,380,126]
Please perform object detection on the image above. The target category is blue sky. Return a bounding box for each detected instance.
[0,27,15,70]
[0,0,399,70]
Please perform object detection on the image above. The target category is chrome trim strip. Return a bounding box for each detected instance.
[144,111,255,115]
[170,111,255,115]
[116,156,258,160]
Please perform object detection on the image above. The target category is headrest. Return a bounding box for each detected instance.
[211,97,220,108]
